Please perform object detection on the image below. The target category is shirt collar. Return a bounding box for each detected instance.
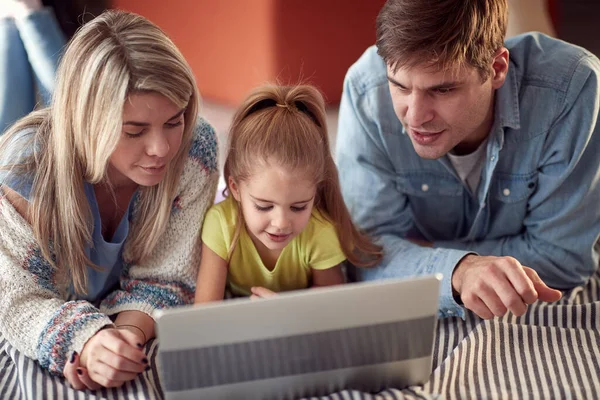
[493,63,521,130]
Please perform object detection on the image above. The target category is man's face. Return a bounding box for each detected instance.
[387,57,506,158]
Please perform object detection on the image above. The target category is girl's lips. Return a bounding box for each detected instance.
[266,232,291,242]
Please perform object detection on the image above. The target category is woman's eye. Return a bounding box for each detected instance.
[125,130,144,138]
[165,120,183,128]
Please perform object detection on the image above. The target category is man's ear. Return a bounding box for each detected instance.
[491,47,509,89]
[228,176,241,201]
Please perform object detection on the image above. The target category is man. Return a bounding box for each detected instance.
[337,0,600,319]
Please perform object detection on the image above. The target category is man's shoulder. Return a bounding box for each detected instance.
[506,33,599,90]
[345,45,389,96]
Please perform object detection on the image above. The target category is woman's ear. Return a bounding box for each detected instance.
[491,47,509,89]
[228,176,241,201]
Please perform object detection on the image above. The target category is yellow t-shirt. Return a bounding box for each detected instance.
[201,197,346,296]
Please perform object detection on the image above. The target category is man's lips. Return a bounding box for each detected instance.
[410,128,444,144]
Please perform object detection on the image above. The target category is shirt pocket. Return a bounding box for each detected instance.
[396,172,464,238]
[396,172,463,197]
[491,172,538,204]
[489,172,538,236]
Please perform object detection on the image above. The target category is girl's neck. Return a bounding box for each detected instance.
[247,230,282,271]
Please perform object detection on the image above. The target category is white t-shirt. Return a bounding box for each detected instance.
[447,138,489,195]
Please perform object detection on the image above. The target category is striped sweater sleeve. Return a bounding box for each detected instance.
[0,195,113,375]
[99,118,219,317]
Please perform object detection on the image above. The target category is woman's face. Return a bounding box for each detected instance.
[108,92,186,189]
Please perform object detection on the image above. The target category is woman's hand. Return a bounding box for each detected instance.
[250,286,278,300]
[63,352,102,391]
[77,327,148,388]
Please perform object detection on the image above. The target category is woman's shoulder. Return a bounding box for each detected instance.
[172,118,220,209]
[0,127,39,201]
[185,117,219,172]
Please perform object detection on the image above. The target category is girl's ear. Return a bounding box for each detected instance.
[228,176,241,201]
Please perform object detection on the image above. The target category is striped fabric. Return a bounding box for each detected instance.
[1,269,598,399]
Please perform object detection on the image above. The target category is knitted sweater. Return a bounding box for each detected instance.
[0,119,219,375]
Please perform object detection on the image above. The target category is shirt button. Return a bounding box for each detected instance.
[421,184,429,192]
[503,188,511,196]
[490,156,496,161]
[447,310,454,315]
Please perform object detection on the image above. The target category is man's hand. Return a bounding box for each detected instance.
[452,254,562,319]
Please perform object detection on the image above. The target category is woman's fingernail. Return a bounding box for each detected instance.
[76,368,83,375]
[145,365,151,371]
[70,352,77,363]
[142,358,148,364]
[137,343,143,349]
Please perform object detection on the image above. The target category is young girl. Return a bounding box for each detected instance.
[195,85,382,303]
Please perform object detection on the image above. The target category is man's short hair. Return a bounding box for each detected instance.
[376,0,508,79]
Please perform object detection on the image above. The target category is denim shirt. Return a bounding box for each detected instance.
[336,33,600,318]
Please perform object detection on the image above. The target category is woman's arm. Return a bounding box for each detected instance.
[194,243,229,303]
[0,188,114,375]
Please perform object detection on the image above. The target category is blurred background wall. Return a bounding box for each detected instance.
[111,0,386,106]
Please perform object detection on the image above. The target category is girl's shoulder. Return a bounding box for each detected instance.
[205,196,238,228]
[297,207,338,243]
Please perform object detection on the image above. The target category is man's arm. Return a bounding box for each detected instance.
[336,71,472,318]
[437,55,600,292]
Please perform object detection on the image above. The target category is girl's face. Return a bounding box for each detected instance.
[230,165,317,255]
[108,92,186,189]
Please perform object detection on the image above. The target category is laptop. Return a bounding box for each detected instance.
[155,274,441,400]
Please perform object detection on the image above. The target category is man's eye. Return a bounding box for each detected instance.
[435,88,454,94]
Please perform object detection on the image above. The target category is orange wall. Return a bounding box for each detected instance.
[111,0,385,105]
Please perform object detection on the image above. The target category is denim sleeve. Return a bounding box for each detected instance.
[336,73,473,318]
[436,56,600,290]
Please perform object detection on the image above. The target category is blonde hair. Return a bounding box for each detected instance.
[224,84,382,267]
[0,10,199,294]
[376,0,508,79]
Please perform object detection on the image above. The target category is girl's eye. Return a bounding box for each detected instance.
[291,206,307,212]
[254,204,272,212]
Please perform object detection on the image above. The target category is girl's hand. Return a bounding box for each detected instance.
[250,286,277,300]
[78,328,148,388]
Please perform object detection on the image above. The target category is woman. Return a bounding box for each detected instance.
[0,9,218,393]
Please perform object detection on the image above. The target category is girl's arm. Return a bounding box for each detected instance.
[250,265,344,299]
[194,243,228,303]
[312,264,344,287]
